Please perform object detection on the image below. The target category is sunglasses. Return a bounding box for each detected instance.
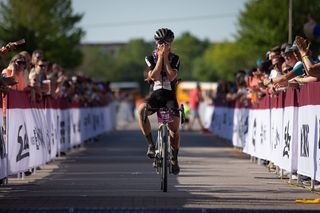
[38,64,47,68]
[15,60,26,65]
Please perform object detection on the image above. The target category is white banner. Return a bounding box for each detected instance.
[6,106,112,176]
[315,106,320,182]
[277,106,298,172]
[297,105,317,179]
[0,108,7,179]
[232,108,249,148]
[7,109,31,174]
[270,108,284,166]
[204,105,214,129]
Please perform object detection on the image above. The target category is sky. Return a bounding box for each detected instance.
[72,0,248,44]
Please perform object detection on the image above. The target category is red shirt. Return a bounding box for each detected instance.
[189,89,201,109]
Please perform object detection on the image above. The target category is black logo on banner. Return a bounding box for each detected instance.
[31,128,44,150]
[260,124,266,144]
[60,120,65,144]
[84,114,91,128]
[244,115,248,135]
[273,128,280,150]
[252,118,257,150]
[16,123,30,162]
[300,124,309,157]
[46,129,51,155]
[283,121,291,158]
[0,128,6,159]
[223,113,227,125]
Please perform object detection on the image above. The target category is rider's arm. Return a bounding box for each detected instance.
[148,54,163,80]
[164,55,178,81]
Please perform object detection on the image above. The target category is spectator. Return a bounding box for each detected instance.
[268,46,282,79]
[188,82,205,131]
[2,54,28,91]
[295,35,320,79]
[28,59,48,101]
[267,44,304,88]
[31,50,44,68]
[19,51,32,85]
[2,54,28,128]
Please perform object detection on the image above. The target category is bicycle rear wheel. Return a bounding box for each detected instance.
[160,125,168,192]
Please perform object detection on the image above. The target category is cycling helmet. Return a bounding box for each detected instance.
[154,28,174,43]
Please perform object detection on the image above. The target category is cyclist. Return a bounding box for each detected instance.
[137,28,181,175]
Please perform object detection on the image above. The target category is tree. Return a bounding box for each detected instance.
[236,0,320,60]
[0,0,84,68]
[173,32,209,80]
[193,42,252,81]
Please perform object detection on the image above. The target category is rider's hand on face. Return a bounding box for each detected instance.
[158,43,170,57]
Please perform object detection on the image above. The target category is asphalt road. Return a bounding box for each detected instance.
[0,123,319,212]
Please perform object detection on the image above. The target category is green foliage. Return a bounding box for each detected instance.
[0,0,84,68]
[78,39,153,93]
[193,42,252,81]
[236,0,320,60]
[79,0,320,84]
[172,32,209,80]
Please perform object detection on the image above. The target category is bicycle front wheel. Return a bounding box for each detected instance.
[160,125,168,192]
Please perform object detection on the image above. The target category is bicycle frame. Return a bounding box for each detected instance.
[143,105,185,192]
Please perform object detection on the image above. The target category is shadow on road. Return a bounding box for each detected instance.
[0,129,319,212]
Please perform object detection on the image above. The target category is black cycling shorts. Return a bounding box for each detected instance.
[144,89,179,117]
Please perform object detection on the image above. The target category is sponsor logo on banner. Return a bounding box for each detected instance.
[260,123,267,144]
[60,120,65,145]
[31,128,44,150]
[283,121,291,158]
[46,129,51,155]
[16,123,30,162]
[300,124,309,157]
[252,118,257,151]
[0,130,6,159]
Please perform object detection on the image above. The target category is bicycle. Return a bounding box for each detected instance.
[143,104,185,192]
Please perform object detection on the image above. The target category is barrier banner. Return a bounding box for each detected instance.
[3,90,112,177]
[204,105,214,129]
[315,107,320,181]
[0,106,7,179]
[7,108,30,174]
[297,105,316,179]
[207,83,320,181]
[232,108,249,148]
[210,107,233,141]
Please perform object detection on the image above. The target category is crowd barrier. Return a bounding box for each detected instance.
[0,90,113,179]
[205,82,320,182]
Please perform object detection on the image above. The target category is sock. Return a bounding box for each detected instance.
[171,148,179,160]
[144,133,154,146]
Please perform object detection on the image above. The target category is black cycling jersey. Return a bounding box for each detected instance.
[145,50,180,92]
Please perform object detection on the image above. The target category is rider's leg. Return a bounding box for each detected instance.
[137,103,155,158]
[168,116,180,174]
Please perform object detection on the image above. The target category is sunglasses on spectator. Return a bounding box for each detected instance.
[38,64,47,68]
[15,60,26,65]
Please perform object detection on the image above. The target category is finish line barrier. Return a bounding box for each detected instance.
[205,82,320,182]
[0,90,113,179]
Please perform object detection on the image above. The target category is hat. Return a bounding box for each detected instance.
[285,41,299,55]
[281,42,288,51]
